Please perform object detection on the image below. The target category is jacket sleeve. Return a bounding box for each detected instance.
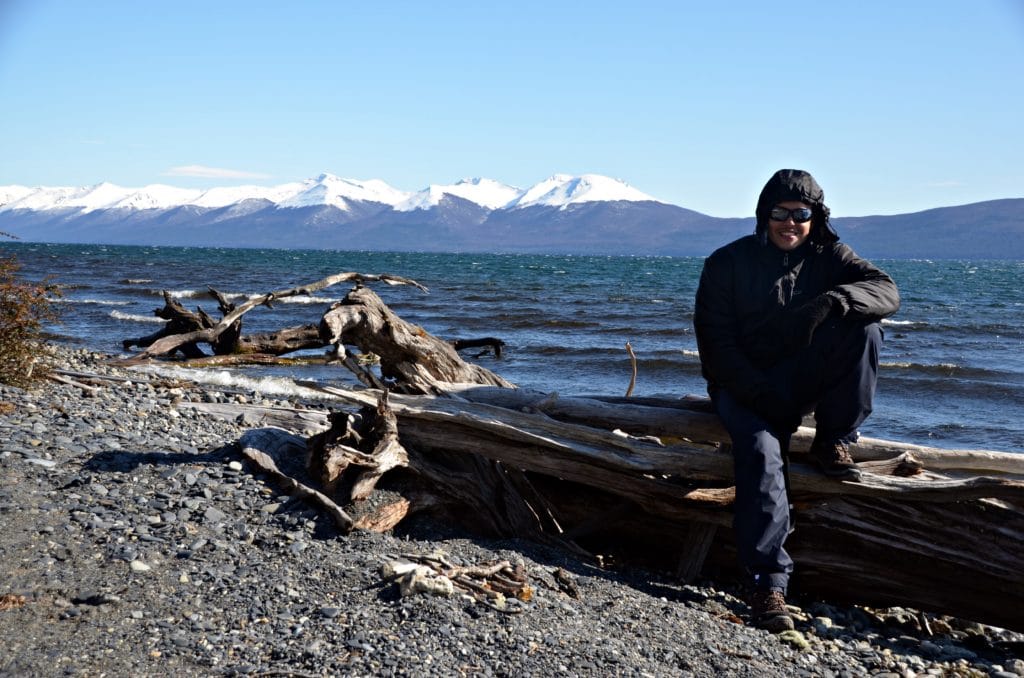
[826,245,901,320]
[693,248,772,404]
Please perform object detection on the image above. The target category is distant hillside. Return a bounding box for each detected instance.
[2,175,1021,258]
[834,199,1024,259]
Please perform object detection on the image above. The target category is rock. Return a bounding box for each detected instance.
[776,630,810,650]
[398,570,455,598]
[203,507,227,524]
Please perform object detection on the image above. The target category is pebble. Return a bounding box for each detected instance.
[0,346,1021,678]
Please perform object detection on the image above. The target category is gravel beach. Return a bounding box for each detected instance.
[1,347,1022,677]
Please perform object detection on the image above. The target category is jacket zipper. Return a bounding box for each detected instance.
[782,253,789,267]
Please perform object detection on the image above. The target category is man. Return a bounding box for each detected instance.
[693,169,900,632]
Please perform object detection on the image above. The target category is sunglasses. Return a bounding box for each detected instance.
[769,206,814,222]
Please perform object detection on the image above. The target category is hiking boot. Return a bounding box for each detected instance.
[810,438,860,479]
[749,589,795,632]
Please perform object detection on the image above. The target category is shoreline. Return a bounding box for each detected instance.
[1,345,1022,676]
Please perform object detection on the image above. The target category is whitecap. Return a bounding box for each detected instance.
[882,318,924,326]
[164,289,206,299]
[110,310,165,324]
[54,297,131,306]
[132,365,344,399]
[275,295,337,305]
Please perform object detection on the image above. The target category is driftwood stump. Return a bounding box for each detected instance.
[318,286,514,394]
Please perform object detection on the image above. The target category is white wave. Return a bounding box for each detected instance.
[53,297,131,306]
[132,365,344,399]
[880,361,961,371]
[198,291,336,305]
[164,289,207,299]
[276,295,337,305]
[882,318,924,326]
[110,310,165,324]
[681,349,700,358]
[123,278,153,284]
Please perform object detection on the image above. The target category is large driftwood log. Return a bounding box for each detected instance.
[120,271,428,362]
[443,386,1024,478]
[119,273,512,397]
[288,387,1024,631]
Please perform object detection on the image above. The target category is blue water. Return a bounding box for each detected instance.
[6,242,1024,453]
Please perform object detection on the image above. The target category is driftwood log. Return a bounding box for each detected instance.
[119,271,430,362]
[118,273,512,392]
[120,271,1024,631]
[237,385,1024,632]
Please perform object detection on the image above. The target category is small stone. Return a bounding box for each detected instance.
[129,560,151,572]
[26,458,57,469]
[203,507,227,523]
[776,629,810,650]
[227,461,243,472]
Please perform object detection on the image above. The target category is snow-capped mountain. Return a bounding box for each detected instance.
[0,172,740,255]
[509,173,658,209]
[0,173,661,214]
[2,173,1022,257]
[396,178,523,212]
[275,174,410,210]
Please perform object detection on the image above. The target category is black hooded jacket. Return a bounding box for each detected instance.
[693,170,900,405]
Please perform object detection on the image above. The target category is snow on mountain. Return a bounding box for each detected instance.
[0,173,664,214]
[110,185,204,210]
[191,182,307,208]
[276,174,410,210]
[509,173,661,209]
[396,178,524,212]
[3,185,93,211]
[0,185,35,206]
[67,182,136,211]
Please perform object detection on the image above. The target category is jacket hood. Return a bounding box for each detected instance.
[754,169,839,248]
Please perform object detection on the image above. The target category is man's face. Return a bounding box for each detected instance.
[767,201,813,251]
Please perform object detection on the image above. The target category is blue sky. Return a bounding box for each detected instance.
[1,0,1022,217]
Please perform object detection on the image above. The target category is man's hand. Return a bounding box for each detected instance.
[784,294,836,349]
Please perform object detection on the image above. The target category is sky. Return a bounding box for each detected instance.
[1,0,1022,217]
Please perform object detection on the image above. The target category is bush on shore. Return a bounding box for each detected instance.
[0,234,61,387]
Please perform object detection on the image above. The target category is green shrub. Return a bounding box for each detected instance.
[0,248,61,387]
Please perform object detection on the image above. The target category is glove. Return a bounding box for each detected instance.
[784,294,836,349]
[751,388,802,433]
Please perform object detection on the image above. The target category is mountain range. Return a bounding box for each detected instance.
[2,173,1022,258]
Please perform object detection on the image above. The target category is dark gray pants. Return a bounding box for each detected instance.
[713,318,883,593]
